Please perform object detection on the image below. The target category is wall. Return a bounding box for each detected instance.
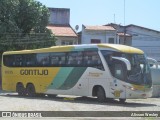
[49,8,70,25]
[126,26,160,61]
[55,37,78,45]
[81,26,117,44]
[119,36,132,46]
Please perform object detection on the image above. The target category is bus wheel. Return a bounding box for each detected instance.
[48,94,57,98]
[36,93,45,97]
[119,98,126,103]
[97,87,106,102]
[16,83,26,96]
[26,84,36,97]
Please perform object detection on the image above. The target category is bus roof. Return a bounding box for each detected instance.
[3,44,144,55]
[98,44,144,54]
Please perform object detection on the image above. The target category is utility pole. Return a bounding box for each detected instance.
[124,0,126,45]
[114,14,116,23]
[124,0,126,26]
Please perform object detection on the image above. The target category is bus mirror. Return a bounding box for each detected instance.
[150,64,153,67]
[112,57,131,71]
[147,57,158,69]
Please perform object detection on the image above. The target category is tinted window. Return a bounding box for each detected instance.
[84,51,104,70]
[14,55,24,66]
[114,64,124,80]
[3,54,37,67]
[50,53,66,66]
[3,51,104,70]
[37,53,50,66]
[3,55,15,67]
[67,52,83,66]
[25,54,37,67]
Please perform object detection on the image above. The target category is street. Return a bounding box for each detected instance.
[0,91,160,119]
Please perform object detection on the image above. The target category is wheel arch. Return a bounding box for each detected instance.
[16,82,24,89]
[26,82,36,97]
[92,85,105,96]
[26,82,36,92]
[26,82,34,88]
[16,82,24,86]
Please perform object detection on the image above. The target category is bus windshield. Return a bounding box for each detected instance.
[101,50,152,87]
[125,54,152,87]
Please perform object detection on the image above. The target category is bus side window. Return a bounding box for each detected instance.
[3,55,15,67]
[77,55,83,65]
[37,53,50,67]
[83,51,104,70]
[50,52,66,67]
[20,54,36,67]
[111,59,127,81]
[26,57,32,66]
[58,56,65,66]
[14,55,23,67]
[67,56,73,65]
[51,56,59,66]
[84,56,89,65]
[67,52,83,67]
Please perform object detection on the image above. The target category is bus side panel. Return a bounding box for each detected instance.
[2,67,61,93]
[46,67,87,95]
[71,67,110,97]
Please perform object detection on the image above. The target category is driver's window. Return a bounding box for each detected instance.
[114,64,124,80]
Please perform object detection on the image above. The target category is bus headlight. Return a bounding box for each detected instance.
[131,87,137,91]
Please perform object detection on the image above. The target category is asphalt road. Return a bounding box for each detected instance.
[0,91,160,120]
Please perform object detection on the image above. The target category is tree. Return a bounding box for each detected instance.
[0,0,20,34]
[0,0,56,53]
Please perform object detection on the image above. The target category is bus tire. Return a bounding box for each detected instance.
[16,83,26,96]
[48,94,57,98]
[26,84,36,97]
[97,87,106,102]
[119,98,126,103]
[36,93,45,97]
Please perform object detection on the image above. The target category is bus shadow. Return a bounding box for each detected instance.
[74,97,157,107]
[0,93,157,107]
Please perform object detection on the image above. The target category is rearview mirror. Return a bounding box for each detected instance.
[147,57,158,69]
[112,57,131,71]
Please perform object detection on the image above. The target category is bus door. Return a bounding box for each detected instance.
[109,58,128,99]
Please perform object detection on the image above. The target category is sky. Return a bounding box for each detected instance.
[37,0,160,32]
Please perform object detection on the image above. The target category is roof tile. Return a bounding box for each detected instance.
[84,25,115,31]
[47,25,77,37]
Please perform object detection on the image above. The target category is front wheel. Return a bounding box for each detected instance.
[48,94,57,98]
[119,98,126,103]
[97,87,106,102]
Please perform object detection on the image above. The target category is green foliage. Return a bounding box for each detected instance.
[0,0,20,34]
[0,0,56,53]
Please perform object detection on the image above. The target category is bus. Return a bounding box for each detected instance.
[2,44,152,103]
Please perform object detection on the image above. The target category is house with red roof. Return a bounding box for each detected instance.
[81,25,117,44]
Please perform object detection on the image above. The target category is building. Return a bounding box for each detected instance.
[81,25,117,44]
[108,23,160,61]
[117,33,132,46]
[47,8,78,45]
[47,24,78,45]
